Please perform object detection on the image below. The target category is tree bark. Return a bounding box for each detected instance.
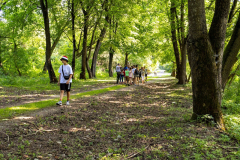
[179,39,187,84]
[71,0,76,79]
[178,0,186,84]
[125,52,128,66]
[80,10,89,80]
[13,42,21,76]
[109,47,114,77]
[0,41,2,69]
[40,0,58,83]
[91,28,107,78]
[228,0,238,23]
[188,0,230,130]
[91,0,109,78]
[170,1,181,81]
[222,12,240,90]
[86,16,99,79]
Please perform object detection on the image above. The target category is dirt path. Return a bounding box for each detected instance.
[0,77,238,160]
[0,82,115,109]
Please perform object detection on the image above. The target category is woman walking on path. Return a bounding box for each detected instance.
[56,56,73,106]
[141,67,145,84]
[144,66,148,83]
[116,64,121,84]
[120,69,124,84]
[132,65,136,85]
[134,66,140,86]
[129,67,133,85]
[125,69,130,86]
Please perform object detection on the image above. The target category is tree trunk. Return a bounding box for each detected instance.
[86,17,99,79]
[188,0,230,130]
[80,12,89,80]
[0,41,3,69]
[125,52,128,66]
[170,1,181,81]
[91,1,109,78]
[171,62,176,77]
[109,47,114,77]
[179,39,187,84]
[91,28,107,78]
[187,71,191,82]
[13,42,21,76]
[71,0,76,79]
[40,0,58,83]
[222,12,240,90]
[178,0,186,84]
[228,0,238,23]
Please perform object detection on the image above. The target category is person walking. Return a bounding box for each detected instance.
[141,67,145,84]
[134,66,140,86]
[125,68,130,86]
[132,65,136,85]
[129,67,133,85]
[56,56,73,106]
[116,64,121,84]
[144,66,148,82]
[120,69,124,84]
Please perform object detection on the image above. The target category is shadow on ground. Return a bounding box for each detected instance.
[0,77,239,159]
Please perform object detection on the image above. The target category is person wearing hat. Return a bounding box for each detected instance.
[116,63,121,84]
[56,56,73,106]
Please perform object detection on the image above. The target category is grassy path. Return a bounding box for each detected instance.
[0,77,239,159]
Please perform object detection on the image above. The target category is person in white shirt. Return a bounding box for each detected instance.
[132,65,136,85]
[116,64,121,84]
[56,56,73,106]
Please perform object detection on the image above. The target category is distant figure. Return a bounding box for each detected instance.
[141,67,145,84]
[120,69,124,84]
[125,68,130,86]
[144,66,148,82]
[134,66,140,86]
[129,67,133,85]
[116,64,121,84]
[132,65,136,85]
[56,56,73,106]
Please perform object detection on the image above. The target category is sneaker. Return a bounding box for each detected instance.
[56,101,62,106]
[66,101,70,105]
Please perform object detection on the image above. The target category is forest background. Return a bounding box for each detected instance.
[1,0,240,139]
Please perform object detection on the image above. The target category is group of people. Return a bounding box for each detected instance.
[116,64,148,86]
[55,56,150,106]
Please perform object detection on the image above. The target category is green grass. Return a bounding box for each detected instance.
[0,85,126,120]
[0,73,116,91]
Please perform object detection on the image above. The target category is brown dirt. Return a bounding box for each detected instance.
[0,83,114,109]
[0,78,238,159]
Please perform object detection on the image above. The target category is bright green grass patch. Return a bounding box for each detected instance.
[0,85,126,120]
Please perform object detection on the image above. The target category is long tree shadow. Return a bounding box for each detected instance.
[0,77,239,159]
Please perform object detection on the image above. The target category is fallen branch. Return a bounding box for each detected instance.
[21,121,38,128]
[127,145,150,159]
[0,131,9,142]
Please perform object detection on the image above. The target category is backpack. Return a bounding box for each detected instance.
[135,69,139,75]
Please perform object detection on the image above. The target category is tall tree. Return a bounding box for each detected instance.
[188,0,230,130]
[71,0,77,79]
[170,0,187,84]
[109,16,118,77]
[91,0,109,78]
[40,0,58,83]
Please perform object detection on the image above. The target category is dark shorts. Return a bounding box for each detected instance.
[60,83,72,92]
[145,74,147,77]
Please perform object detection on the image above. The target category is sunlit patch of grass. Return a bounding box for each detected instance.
[0,85,126,120]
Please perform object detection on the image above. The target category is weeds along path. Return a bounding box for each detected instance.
[0,82,115,109]
[0,77,239,159]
